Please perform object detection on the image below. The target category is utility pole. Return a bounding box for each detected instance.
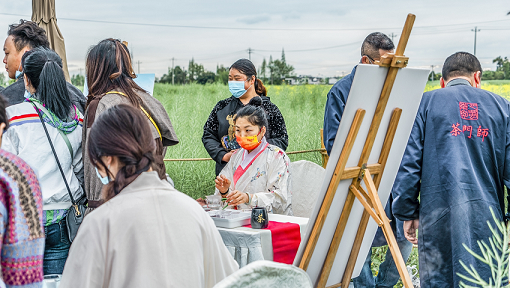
[430,65,435,81]
[136,61,141,74]
[78,68,83,75]
[248,48,252,60]
[471,26,481,56]
[389,32,397,43]
[171,57,175,85]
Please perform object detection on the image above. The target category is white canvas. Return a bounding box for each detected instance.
[293,64,430,287]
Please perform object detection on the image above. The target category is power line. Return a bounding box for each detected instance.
[1,12,510,32]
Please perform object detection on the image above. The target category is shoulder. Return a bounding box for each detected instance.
[260,97,282,113]
[97,93,127,109]
[65,82,85,97]
[266,144,289,161]
[7,102,38,126]
[1,80,24,104]
[213,97,235,112]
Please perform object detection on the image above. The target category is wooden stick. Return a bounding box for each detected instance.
[299,109,365,271]
[341,164,381,180]
[349,185,382,225]
[320,128,329,168]
[363,170,413,287]
[340,108,403,287]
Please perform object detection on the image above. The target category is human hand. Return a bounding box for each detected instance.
[403,219,419,244]
[222,151,234,163]
[215,175,231,194]
[226,190,249,206]
[196,198,206,206]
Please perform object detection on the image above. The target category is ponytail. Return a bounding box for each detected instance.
[255,78,267,96]
[22,47,72,120]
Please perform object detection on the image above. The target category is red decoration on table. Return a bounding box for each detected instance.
[244,221,301,264]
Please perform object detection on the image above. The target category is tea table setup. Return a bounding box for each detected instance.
[209,208,309,268]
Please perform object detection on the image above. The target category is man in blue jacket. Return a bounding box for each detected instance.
[324,32,413,288]
[392,52,510,287]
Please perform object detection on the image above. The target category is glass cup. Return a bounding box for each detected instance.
[206,195,222,210]
[43,274,61,288]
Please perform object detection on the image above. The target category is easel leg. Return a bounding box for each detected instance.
[364,171,413,287]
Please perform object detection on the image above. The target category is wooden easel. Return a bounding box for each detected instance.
[298,14,416,288]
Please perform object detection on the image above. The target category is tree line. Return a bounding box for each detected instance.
[157,50,295,85]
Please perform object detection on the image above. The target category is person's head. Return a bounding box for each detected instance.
[360,32,395,65]
[86,38,144,107]
[229,59,267,98]
[233,97,268,151]
[3,20,49,79]
[88,104,158,200]
[440,52,482,88]
[0,95,9,146]
[22,47,72,120]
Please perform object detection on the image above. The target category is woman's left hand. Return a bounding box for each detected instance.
[226,190,249,206]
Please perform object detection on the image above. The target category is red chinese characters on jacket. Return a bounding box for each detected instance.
[450,102,489,141]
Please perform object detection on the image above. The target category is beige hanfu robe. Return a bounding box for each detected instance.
[61,171,238,288]
[216,138,292,215]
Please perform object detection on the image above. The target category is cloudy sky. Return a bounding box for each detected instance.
[1,0,510,79]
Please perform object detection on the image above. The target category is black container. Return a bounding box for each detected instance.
[251,207,269,229]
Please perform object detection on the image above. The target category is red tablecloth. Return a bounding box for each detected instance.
[244,221,301,264]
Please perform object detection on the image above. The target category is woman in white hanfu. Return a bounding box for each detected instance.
[61,105,238,288]
[214,96,292,215]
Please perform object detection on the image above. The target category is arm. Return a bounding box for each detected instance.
[323,86,346,156]
[1,128,19,156]
[391,110,425,221]
[214,153,235,196]
[266,104,289,151]
[73,140,85,192]
[202,103,228,164]
[251,150,291,214]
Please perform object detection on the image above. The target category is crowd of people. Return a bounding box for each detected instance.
[0,18,507,288]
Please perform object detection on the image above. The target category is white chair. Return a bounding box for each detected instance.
[290,160,325,218]
[213,260,312,288]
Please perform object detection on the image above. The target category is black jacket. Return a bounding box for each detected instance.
[0,76,86,114]
[202,95,288,175]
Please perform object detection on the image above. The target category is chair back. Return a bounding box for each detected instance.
[213,260,312,288]
[290,160,325,218]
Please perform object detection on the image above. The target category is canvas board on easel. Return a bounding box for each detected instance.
[293,64,429,287]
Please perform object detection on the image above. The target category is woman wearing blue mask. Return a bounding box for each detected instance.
[202,59,288,176]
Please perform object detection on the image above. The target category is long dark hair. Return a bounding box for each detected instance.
[88,104,159,200]
[86,38,145,107]
[234,96,268,129]
[22,47,72,120]
[230,59,267,96]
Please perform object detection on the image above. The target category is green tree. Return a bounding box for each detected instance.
[188,58,205,83]
[71,74,84,87]
[260,58,267,83]
[215,65,229,85]
[492,56,510,79]
[197,71,216,85]
[0,73,6,86]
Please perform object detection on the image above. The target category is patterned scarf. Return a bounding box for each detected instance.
[26,98,81,134]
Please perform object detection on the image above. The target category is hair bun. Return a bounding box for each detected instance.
[248,96,263,107]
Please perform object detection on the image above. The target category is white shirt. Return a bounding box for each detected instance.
[2,102,84,210]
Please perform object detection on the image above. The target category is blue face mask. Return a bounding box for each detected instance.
[228,80,252,98]
[95,166,110,185]
[15,63,22,79]
[24,90,31,99]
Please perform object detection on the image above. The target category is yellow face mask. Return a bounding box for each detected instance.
[236,133,261,150]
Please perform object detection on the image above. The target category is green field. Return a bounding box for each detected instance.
[156,81,510,199]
